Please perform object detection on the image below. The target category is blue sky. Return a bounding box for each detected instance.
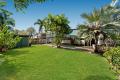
[5,0,112,31]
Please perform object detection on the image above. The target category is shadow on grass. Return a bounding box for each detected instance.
[0,46,36,80]
[4,49,30,57]
[84,75,114,80]
[0,58,17,80]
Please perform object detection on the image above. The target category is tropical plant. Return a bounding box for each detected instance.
[79,4,120,52]
[4,0,48,11]
[0,1,15,29]
[104,47,120,80]
[44,14,72,47]
[77,24,94,39]
[34,19,44,33]
[0,25,21,52]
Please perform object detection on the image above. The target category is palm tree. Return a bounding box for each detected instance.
[77,24,95,46]
[34,19,45,44]
[0,10,15,26]
[80,5,120,52]
[6,0,48,11]
[111,0,119,7]
[0,1,15,30]
[44,14,72,48]
[34,19,44,33]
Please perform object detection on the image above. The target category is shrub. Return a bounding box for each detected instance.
[104,47,120,65]
[0,25,21,52]
[103,47,120,79]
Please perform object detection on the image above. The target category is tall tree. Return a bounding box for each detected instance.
[26,27,36,36]
[34,18,49,44]
[80,4,120,52]
[34,19,44,33]
[8,0,48,11]
[0,25,20,52]
[44,14,72,48]
[0,1,15,29]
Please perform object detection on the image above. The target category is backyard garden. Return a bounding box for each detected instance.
[0,45,116,80]
[0,0,120,80]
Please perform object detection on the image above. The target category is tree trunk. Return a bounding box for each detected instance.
[94,44,98,52]
[94,31,99,53]
[39,32,41,44]
[46,32,47,44]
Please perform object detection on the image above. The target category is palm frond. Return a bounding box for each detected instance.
[0,1,6,7]
[6,18,15,27]
[14,0,48,11]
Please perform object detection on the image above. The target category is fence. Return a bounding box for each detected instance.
[16,35,30,48]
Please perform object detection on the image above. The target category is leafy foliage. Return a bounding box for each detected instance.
[13,0,48,11]
[80,5,120,35]
[26,27,35,35]
[0,25,21,49]
[0,1,19,51]
[0,1,15,28]
[104,47,120,62]
[78,2,120,52]
[34,19,44,33]
[104,47,120,76]
[44,14,72,47]
[0,0,6,7]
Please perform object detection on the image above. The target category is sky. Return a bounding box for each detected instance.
[5,0,112,32]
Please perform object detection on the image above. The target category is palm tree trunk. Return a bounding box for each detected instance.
[46,31,47,44]
[94,32,99,53]
[94,40,98,52]
[39,32,41,44]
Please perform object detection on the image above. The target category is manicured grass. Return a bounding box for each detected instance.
[0,45,115,80]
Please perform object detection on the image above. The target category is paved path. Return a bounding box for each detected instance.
[44,44,94,52]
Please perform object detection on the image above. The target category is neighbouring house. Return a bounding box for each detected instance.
[32,32,54,44]
[32,29,81,45]
[61,29,81,45]
[31,28,120,47]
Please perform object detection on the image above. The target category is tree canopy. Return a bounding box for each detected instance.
[12,0,48,11]
[42,14,72,47]
[26,27,36,35]
[0,1,15,28]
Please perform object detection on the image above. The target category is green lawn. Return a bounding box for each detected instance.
[0,45,116,80]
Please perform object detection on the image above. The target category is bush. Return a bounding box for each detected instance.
[0,25,21,52]
[104,47,120,65]
[103,47,120,79]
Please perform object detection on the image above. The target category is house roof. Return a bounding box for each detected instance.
[15,35,30,37]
